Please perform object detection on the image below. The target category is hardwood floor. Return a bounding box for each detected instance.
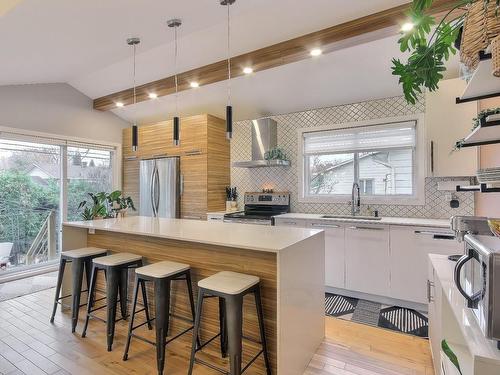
[0,288,434,375]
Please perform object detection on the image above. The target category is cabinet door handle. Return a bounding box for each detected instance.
[183,215,202,220]
[124,156,138,161]
[430,140,434,174]
[184,149,202,156]
[427,279,434,303]
[414,230,455,240]
[311,223,340,228]
[348,226,384,231]
[180,174,184,196]
[282,221,297,225]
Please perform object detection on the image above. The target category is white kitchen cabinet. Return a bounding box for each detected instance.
[308,221,345,289]
[345,224,390,296]
[390,226,462,304]
[428,259,443,373]
[425,78,478,177]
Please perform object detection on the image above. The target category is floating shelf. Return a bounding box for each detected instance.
[456,52,500,104]
[459,114,500,148]
[456,182,500,193]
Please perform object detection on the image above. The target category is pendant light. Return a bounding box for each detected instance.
[127,37,140,152]
[168,18,182,146]
[220,0,235,140]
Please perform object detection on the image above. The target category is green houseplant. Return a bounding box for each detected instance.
[392,0,499,104]
[77,191,136,220]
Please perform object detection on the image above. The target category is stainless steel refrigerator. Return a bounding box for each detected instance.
[139,157,180,218]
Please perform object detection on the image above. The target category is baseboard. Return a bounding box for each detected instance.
[325,286,428,312]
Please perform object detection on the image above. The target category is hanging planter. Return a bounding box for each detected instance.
[392,0,500,105]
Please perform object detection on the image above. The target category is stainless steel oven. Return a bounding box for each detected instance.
[223,192,290,225]
[454,234,500,346]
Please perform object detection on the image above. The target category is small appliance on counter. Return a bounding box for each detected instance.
[454,234,500,348]
[450,215,493,242]
[223,192,290,225]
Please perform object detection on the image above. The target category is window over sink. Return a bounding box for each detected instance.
[298,116,425,205]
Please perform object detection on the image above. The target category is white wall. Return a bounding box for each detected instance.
[0,83,128,142]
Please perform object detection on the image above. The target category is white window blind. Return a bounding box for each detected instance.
[303,121,416,155]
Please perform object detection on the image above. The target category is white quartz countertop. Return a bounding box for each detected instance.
[430,253,500,366]
[276,213,451,229]
[63,216,322,253]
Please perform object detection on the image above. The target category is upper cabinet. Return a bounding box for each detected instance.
[425,78,478,177]
[122,114,230,220]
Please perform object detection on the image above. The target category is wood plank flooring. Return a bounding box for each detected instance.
[0,288,434,375]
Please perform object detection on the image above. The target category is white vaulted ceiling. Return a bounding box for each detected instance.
[1,0,459,122]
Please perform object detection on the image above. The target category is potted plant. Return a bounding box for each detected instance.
[77,191,136,220]
[392,0,500,104]
[77,192,108,220]
[107,190,136,218]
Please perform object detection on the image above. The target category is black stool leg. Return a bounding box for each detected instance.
[154,278,170,375]
[82,265,98,338]
[118,267,129,320]
[84,258,93,301]
[185,271,201,348]
[71,258,85,333]
[106,267,120,351]
[140,279,152,330]
[219,297,228,357]
[255,286,272,375]
[188,289,204,375]
[226,295,243,375]
[123,277,141,361]
[50,258,66,323]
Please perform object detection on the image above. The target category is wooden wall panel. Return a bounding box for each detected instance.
[87,231,277,374]
[207,115,231,213]
[180,153,208,220]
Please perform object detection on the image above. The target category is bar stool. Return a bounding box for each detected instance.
[81,252,145,352]
[123,260,199,375]
[188,271,272,375]
[50,247,108,332]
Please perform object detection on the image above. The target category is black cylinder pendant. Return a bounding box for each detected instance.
[226,105,233,140]
[173,116,180,146]
[132,125,138,152]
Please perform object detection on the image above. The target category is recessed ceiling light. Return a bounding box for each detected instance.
[116,102,124,108]
[243,67,253,74]
[190,81,200,88]
[401,22,415,32]
[310,48,322,57]
[148,93,158,99]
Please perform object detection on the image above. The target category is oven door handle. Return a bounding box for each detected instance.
[454,253,478,304]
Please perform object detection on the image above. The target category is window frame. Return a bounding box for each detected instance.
[297,114,425,205]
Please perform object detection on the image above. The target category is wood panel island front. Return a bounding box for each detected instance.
[61,216,325,375]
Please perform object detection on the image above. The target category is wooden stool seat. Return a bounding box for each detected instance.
[198,271,260,295]
[63,247,107,259]
[135,260,190,279]
[93,252,142,267]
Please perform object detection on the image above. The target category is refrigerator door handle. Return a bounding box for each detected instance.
[150,164,157,217]
[180,174,184,196]
[154,166,160,216]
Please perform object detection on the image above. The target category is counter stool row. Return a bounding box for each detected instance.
[50,248,271,375]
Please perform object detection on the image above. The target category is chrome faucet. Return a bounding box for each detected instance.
[351,182,360,216]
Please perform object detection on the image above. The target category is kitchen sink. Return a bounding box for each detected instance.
[321,215,382,221]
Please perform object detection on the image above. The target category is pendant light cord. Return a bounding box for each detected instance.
[227,2,231,106]
[133,43,137,124]
[174,25,179,116]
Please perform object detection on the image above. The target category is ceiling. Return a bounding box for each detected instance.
[1,0,460,122]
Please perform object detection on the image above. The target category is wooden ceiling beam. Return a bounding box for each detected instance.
[93,0,459,111]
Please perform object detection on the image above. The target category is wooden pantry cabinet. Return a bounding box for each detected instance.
[122,114,230,220]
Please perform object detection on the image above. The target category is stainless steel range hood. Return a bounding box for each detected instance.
[232,118,290,168]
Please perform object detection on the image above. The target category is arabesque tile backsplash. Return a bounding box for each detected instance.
[230,95,475,219]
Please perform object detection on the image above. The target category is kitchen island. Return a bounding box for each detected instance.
[62,216,325,375]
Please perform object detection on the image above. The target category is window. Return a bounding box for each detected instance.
[0,130,118,274]
[301,119,421,203]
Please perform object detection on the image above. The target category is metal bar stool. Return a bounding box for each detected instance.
[50,247,108,332]
[81,252,146,351]
[123,260,199,375]
[188,271,272,375]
